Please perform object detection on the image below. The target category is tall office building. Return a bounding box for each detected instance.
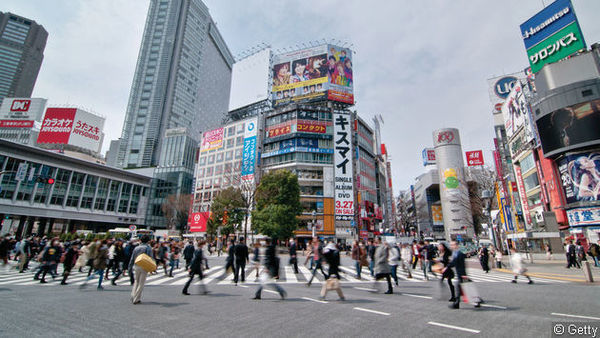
[117,0,234,169]
[0,12,48,104]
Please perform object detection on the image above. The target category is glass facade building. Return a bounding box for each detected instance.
[0,140,151,236]
[117,0,234,168]
[0,12,47,105]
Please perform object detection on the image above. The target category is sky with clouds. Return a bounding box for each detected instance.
[3,0,600,194]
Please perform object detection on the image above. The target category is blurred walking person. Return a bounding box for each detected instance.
[373,238,393,294]
[61,241,79,285]
[289,238,299,274]
[182,240,208,295]
[479,245,490,273]
[400,243,413,278]
[437,242,456,302]
[306,237,326,287]
[253,238,286,300]
[183,240,195,270]
[510,247,533,284]
[320,242,344,301]
[34,238,61,283]
[351,241,365,279]
[446,240,482,309]
[80,240,109,290]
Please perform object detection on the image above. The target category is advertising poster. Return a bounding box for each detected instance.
[431,205,443,225]
[558,151,600,204]
[200,127,224,152]
[0,98,47,128]
[266,121,292,138]
[466,150,484,166]
[327,45,354,104]
[188,212,210,232]
[271,44,354,107]
[37,108,104,152]
[422,148,436,166]
[37,108,76,144]
[333,113,354,220]
[536,99,600,157]
[515,166,533,227]
[520,0,586,73]
[501,80,534,140]
[295,120,327,134]
[241,118,258,181]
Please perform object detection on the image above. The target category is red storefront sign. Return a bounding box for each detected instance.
[37,108,76,144]
[466,150,484,166]
[514,166,532,226]
[537,148,567,224]
[188,212,210,232]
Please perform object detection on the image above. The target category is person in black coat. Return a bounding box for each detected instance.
[445,241,481,309]
[183,241,195,270]
[253,239,286,300]
[182,241,208,295]
[61,242,79,285]
[233,237,249,284]
[437,242,456,302]
[479,245,490,273]
[224,239,235,279]
[289,238,299,274]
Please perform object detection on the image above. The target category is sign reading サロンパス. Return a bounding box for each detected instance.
[333,113,354,221]
[465,150,484,166]
[520,0,586,73]
[37,108,105,152]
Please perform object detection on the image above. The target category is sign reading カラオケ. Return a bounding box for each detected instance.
[37,108,105,152]
[333,113,354,221]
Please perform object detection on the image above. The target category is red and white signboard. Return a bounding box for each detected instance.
[0,120,34,128]
[37,108,105,152]
[466,150,484,166]
[0,97,47,122]
[188,212,210,232]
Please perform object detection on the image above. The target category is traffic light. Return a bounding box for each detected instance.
[36,176,55,185]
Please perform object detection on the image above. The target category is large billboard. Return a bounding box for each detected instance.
[333,113,354,221]
[520,0,586,73]
[501,80,535,140]
[200,127,224,152]
[37,108,105,152]
[188,212,210,232]
[271,44,353,107]
[0,98,47,127]
[229,48,271,111]
[558,151,600,204]
[536,99,600,157]
[241,118,258,181]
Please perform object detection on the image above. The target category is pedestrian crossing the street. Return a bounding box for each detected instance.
[0,262,569,288]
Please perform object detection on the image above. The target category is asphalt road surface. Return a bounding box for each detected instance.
[1,255,598,337]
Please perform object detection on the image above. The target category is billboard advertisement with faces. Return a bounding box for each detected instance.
[536,99,600,157]
[558,151,600,204]
[271,44,353,107]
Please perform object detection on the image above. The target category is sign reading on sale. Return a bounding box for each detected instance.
[465,150,484,166]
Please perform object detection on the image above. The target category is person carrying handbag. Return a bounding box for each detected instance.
[319,242,344,301]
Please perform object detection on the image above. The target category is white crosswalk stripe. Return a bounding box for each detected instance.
[0,263,570,287]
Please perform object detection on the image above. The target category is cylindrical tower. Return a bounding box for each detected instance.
[432,128,474,242]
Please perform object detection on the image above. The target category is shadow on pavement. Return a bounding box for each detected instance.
[0,287,11,292]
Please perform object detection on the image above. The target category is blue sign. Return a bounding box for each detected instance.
[520,0,577,50]
[494,76,518,99]
[241,136,256,179]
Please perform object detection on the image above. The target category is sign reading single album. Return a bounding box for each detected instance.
[333,113,354,220]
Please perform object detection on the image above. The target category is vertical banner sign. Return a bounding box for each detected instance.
[241,118,258,181]
[514,166,532,227]
[333,113,354,220]
[15,163,28,181]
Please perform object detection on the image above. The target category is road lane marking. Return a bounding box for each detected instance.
[238,285,249,288]
[264,290,279,294]
[401,293,433,299]
[427,321,480,334]
[551,313,600,321]
[284,266,298,283]
[301,296,328,304]
[354,287,378,292]
[353,307,390,316]
[480,304,507,310]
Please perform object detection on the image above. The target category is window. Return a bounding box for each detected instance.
[228,127,235,136]
[206,167,213,176]
[237,123,245,134]
[215,165,223,175]
[523,173,540,191]
[520,153,535,173]
[227,139,234,148]
[207,155,214,164]
[236,136,244,146]
[199,156,206,165]
[216,153,224,163]
[235,148,243,159]
[225,151,233,161]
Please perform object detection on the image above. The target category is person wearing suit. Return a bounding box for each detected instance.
[233,237,249,284]
[182,240,208,295]
[445,240,481,309]
[183,241,195,270]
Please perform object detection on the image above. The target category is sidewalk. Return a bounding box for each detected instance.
[467,254,600,284]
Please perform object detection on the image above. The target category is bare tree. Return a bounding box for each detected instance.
[161,194,193,234]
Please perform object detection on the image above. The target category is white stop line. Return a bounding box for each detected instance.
[428,321,480,334]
